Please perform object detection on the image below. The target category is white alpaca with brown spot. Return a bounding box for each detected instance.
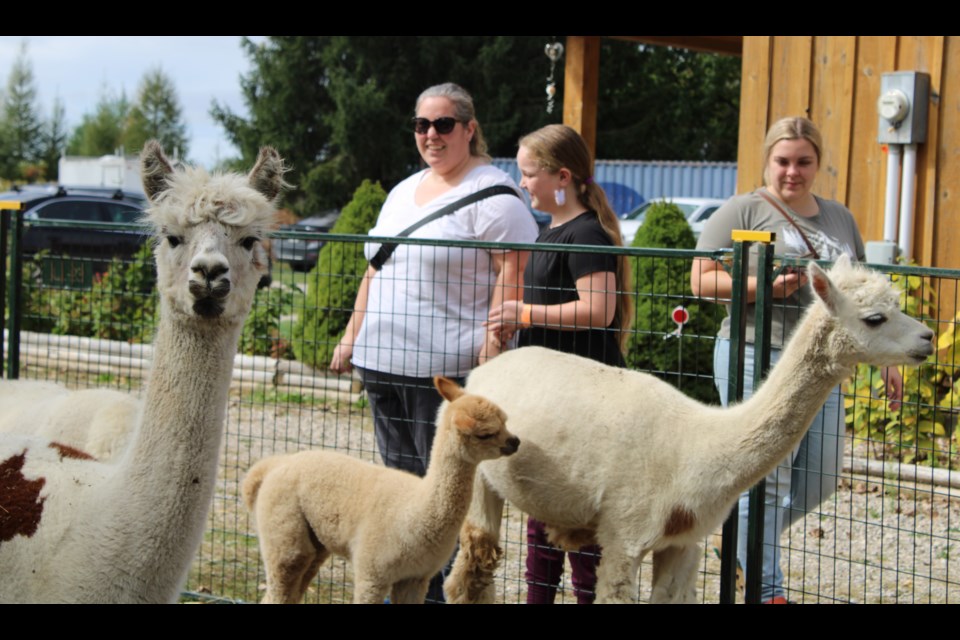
[444,256,935,604]
[243,376,520,604]
[0,141,284,603]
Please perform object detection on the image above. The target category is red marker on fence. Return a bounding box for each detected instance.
[665,305,689,340]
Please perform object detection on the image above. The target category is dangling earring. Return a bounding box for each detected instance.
[554,189,566,207]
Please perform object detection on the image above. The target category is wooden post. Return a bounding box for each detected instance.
[563,36,600,159]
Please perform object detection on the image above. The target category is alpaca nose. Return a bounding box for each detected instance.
[501,436,520,455]
[189,252,232,310]
[192,262,229,283]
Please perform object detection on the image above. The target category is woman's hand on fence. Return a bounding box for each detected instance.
[330,342,354,374]
[881,365,904,410]
[772,269,809,299]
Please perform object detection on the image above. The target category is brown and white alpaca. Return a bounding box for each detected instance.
[242,376,520,604]
[0,141,284,603]
[444,256,935,604]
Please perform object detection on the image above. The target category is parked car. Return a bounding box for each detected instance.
[619,197,727,245]
[274,209,341,272]
[3,186,147,261]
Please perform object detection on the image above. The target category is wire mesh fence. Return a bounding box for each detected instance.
[2,216,959,603]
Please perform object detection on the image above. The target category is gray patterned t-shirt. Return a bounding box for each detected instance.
[695,189,865,345]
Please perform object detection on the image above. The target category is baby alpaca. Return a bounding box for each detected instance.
[243,376,519,604]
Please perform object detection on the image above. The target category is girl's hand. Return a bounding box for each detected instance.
[485,300,524,334]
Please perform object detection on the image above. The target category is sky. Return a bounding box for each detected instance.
[0,36,267,170]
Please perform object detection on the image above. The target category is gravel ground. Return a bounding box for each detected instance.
[186,390,960,604]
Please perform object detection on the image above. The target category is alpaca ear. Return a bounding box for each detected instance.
[832,253,853,273]
[808,261,839,313]
[141,140,173,202]
[434,376,465,402]
[248,147,287,203]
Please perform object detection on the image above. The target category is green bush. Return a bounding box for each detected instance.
[240,283,300,358]
[292,179,385,368]
[626,200,720,404]
[20,245,158,343]
[88,244,158,343]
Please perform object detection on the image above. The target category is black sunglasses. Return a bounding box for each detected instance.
[412,117,460,135]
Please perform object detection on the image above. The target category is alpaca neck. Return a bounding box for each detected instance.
[93,304,243,600]
[722,308,852,494]
[410,431,478,545]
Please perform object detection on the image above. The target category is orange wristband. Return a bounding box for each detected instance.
[520,303,533,328]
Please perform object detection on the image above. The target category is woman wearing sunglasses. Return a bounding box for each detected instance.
[691,116,900,603]
[486,124,631,604]
[329,82,537,602]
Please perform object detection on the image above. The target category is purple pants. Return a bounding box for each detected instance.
[525,518,600,604]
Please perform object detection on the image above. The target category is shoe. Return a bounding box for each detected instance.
[763,596,789,604]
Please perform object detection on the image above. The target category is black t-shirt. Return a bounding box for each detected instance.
[518,211,625,367]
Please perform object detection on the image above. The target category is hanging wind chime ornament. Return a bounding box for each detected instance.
[544,41,564,114]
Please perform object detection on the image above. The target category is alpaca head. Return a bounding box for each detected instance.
[140,141,286,324]
[807,254,934,368]
[434,376,520,463]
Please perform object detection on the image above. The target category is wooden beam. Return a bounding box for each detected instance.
[563,36,601,158]
[609,35,743,57]
[810,36,857,204]
[847,36,897,244]
[737,36,773,193]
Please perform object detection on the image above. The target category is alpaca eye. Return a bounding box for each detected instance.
[241,237,259,250]
[475,433,495,440]
[167,236,183,248]
[862,313,887,327]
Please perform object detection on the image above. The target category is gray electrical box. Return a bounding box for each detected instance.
[877,71,930,144]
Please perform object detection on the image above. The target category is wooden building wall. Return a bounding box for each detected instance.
[738,36,958,271]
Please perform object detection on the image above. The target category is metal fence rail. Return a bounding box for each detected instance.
[2,215,958,604]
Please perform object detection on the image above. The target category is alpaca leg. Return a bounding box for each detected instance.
[294,548,329,603]
[391,577,431,604]
[650,545,700,603]
[444,475,505,604]
[593,545,641,604]
[353,577,389,604]
[261,544,321,604]
[257,503,323,604]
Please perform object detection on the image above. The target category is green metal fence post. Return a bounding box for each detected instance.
[744,239,775,604]
[719,234,750,604]
[0,207,7,376]
[6,204,22,379]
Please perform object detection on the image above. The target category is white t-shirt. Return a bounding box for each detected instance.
[352,165,539,377]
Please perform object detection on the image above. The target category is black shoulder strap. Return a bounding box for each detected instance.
[369,185,520,271]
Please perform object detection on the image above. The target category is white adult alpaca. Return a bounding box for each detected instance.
[243,376,520,604]
[444,256,935,604]
[0,141,284,603]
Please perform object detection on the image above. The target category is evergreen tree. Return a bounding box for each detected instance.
[39,97,67,181]
[0,42,44,179]
[626,201,720,404]
[213,36,740,214]
[125,68,189,159]
[67,88,130,157]
[292,179,385,368]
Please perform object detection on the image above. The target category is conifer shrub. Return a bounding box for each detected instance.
[292,179,385,368]
[626,200,720,404]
